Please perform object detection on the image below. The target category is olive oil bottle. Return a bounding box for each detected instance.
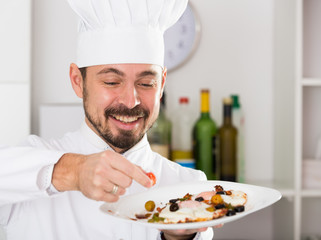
[231,94,245,183]
[218,97,238,181]
[193,89,217,179]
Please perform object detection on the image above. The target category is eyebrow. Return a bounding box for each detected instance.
[97,67,160,79]
[97,68,125,76]
[136,70,159,79]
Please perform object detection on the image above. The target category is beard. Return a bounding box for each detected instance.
[83,88,153,152]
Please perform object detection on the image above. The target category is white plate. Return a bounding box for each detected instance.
[100,180,281,230]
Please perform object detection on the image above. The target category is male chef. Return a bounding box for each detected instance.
[0,0,214,239]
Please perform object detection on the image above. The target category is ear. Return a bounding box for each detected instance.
[70,63,84,98]
[160,67,167,98]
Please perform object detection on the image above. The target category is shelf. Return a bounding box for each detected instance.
[302,88,321,159]
[301,189,321,197]
[302,78,321,86]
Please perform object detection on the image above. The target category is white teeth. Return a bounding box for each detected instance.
[113,115,142,123]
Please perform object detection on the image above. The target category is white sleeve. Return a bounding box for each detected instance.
[200,228,214,239]
[0,138,65,206]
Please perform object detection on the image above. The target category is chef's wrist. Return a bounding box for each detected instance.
[161,231,199,240]
[52,153,85,191]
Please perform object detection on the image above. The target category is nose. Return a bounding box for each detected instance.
[118,84,140,109]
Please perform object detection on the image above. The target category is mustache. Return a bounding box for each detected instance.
[104,105,150,119]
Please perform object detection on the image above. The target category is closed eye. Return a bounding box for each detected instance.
[104,81,120,86]
[137,78,158,88]
[139,83,155,88]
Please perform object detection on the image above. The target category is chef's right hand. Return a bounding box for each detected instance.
[52,151,152,202]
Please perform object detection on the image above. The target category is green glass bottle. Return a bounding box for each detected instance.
[231,94,245,183]
[218,97,238,181]
[193,89,217,179]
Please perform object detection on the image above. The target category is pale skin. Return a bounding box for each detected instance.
[52,63,210,240]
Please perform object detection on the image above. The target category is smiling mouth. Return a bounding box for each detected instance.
[111,114,144,123]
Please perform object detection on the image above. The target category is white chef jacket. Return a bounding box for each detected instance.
[0,123,214,240]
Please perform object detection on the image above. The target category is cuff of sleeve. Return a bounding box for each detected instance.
[36,152,65,195]
[46,183,60,195]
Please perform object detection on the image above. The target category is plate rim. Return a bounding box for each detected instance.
[100,180,282,230]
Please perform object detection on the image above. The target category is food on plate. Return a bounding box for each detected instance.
[145,200,156,212]
[221,190,247,207]
[146,172,156,186]
[134,185,247,224]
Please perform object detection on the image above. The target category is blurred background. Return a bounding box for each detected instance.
[1,0,321,239]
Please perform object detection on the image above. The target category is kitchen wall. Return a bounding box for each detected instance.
[0,0,280,239]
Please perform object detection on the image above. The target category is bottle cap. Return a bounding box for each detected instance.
[179,97,189,104]
[231,94,241,108]
[223,97,232,105]
[201,89,209,93]
[200,89,210,113]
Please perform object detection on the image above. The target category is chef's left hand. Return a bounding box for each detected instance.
[161,224,223,240]
[161,228,207,240]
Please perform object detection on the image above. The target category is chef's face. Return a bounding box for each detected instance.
[70,63,166,153]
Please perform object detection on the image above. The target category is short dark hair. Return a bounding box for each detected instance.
[79,67,87,81]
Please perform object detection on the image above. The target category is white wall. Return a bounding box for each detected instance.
[32,0,274,183]
[166,0,274,183]
[32,0,80,135]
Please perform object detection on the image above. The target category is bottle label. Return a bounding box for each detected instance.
[172,150,193,161]
[150,144,170,159]
[175,159,195,169]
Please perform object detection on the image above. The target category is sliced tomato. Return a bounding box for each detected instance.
[146,172,156,186]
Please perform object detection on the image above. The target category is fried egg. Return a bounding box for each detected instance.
[159,200,225,223]
[221,190,247,206]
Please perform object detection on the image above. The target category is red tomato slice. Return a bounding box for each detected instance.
[146,172,156,186]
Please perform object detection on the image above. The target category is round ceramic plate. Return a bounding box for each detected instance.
[100,180,281,230]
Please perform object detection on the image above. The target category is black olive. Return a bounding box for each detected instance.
[215,204,226,209]
[215,185,224,192]
[195,197,204,202]
[169,203,179,212]
[234,205,245,212]
[226,209,236,216]
[169,198,178,204]
[216,191,226,195]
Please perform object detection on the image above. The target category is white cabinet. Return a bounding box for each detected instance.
[242,0,321,239]
[0,84,30,146]
[294,0,321,239]
[0,2,31,239]
[0,0,31,146]
[0,1,31,84]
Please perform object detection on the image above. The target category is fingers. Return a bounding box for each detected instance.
[104,181,126,196]
[77,150,153,203]
[162,227,208,235]
[161,228,208,239]
[106,152,152,188]
[213,223,224,228]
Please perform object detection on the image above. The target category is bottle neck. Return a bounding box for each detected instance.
[223,104,232,125]
[200,91,210,117]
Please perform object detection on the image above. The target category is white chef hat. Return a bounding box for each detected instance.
[67,0,188,68]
